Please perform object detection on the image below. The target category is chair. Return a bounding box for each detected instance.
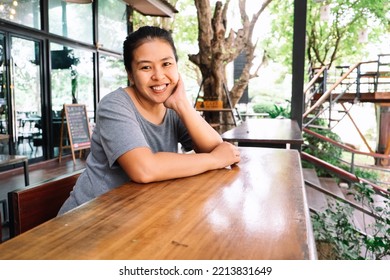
[8,170,83,238]
[0,205,2,243]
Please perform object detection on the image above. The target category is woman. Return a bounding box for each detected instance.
[58,26,240,215]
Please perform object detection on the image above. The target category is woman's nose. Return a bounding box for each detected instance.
[151,67,164,80]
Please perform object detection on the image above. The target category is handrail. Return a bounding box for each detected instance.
[303,127,390,160]
[303,65,327,95]
[301,152,389,196]
[358,60,379,66]
[304,180,382,220]
[303,62,360,118]
[302,151,358,182]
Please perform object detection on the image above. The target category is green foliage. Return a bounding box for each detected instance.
[312,201,363,259]
[303,118,389,259]
[349,165,379,182]
[171,0,198,47]
[302,117,379,180]
[252,103,274,114]
[266,0,390,69]
[313,183,390,259]
[302,120,343,176]
[267,102,291,118]
[253,101,291,119]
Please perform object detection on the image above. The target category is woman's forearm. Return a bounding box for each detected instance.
[174,99,222,152]
[118,143,240,184]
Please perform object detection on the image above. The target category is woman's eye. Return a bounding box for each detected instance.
[163,62,172,67]
[140,65,151,70]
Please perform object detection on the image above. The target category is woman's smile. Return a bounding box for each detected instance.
[151,84,169,92]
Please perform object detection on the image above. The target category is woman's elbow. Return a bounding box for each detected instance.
[129,169,156,184]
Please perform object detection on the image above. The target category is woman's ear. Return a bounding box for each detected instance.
[127,73,134,85]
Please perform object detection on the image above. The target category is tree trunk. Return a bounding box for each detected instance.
[190,0,272,131]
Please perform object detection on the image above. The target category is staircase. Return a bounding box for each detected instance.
[303,168,389,260]
[303,168,327,213]
[304,169,376,232]
[303,54,390,129]
[302,55,390,259]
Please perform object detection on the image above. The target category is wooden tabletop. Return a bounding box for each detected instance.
[0,134,9,141]
[0,154,29,186]
[0,147,316,260]
[0,154,28,168]
[221,118,303,146]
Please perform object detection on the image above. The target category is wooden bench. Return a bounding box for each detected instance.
[7,169,83,238]
[0,207,2,242]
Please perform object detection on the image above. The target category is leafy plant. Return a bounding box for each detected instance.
[302,120,343,176]
[312,182,390,259]
[312,201,362,259]
[252,103,274,114]
[303,118,388,259]
[253,100,291,119]
[349,183,390,259]
[267,104,290,118]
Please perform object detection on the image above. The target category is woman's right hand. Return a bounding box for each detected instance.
[210,142,241,168]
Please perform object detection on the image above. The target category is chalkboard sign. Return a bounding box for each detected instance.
[59,104,91,164]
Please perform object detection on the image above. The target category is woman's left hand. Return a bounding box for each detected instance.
[164,75,188,111]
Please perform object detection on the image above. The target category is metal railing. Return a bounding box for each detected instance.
[303,127,390,190]
[303,54,390,128]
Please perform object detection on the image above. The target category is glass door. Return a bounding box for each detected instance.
[11,36,42,159]
[0,33,7,154]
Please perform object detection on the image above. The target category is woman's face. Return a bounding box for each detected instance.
[129,39,179,106]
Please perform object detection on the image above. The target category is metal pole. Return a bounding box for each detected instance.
[291,0,307,150]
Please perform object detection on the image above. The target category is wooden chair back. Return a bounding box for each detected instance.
[8,170,83,238]
[0,211,2,243]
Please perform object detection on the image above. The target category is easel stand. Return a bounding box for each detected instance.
[194,79,241,128]
[59,104,91,164]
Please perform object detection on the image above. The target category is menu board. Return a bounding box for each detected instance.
[64,104,91,149]
[59,104,91,164]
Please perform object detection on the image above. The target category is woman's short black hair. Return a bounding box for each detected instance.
[123,26,178,73]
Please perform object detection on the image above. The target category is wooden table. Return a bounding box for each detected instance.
[0,134,8,153]
[0,147,316,260]
[221,118,303,149]
[0,154,29,186]
[0,134,8,141]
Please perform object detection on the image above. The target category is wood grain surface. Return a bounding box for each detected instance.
[221,119,303,146]
[0,147,316,260]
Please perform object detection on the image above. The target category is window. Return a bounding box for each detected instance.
[49,0,93,44]
[50,43,94,116]
[99,54,127,100]
[0,0,40,29]
[98,0,128,52]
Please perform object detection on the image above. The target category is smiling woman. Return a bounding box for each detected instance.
[57,26,241,215]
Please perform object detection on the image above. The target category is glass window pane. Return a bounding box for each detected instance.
[0,34,7,136]
[99,54,127,100]
[98,0,127,52]
[50,43,94,156]
[0,0,40,29]
[49,0,93,44]
[50,42,94,118]
[11,36,42,158]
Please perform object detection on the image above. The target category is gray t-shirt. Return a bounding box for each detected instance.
[58,87,193,214]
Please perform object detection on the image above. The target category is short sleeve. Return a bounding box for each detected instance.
[97,91,149,167]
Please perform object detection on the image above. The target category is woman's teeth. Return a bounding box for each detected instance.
[152,85,166,91]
